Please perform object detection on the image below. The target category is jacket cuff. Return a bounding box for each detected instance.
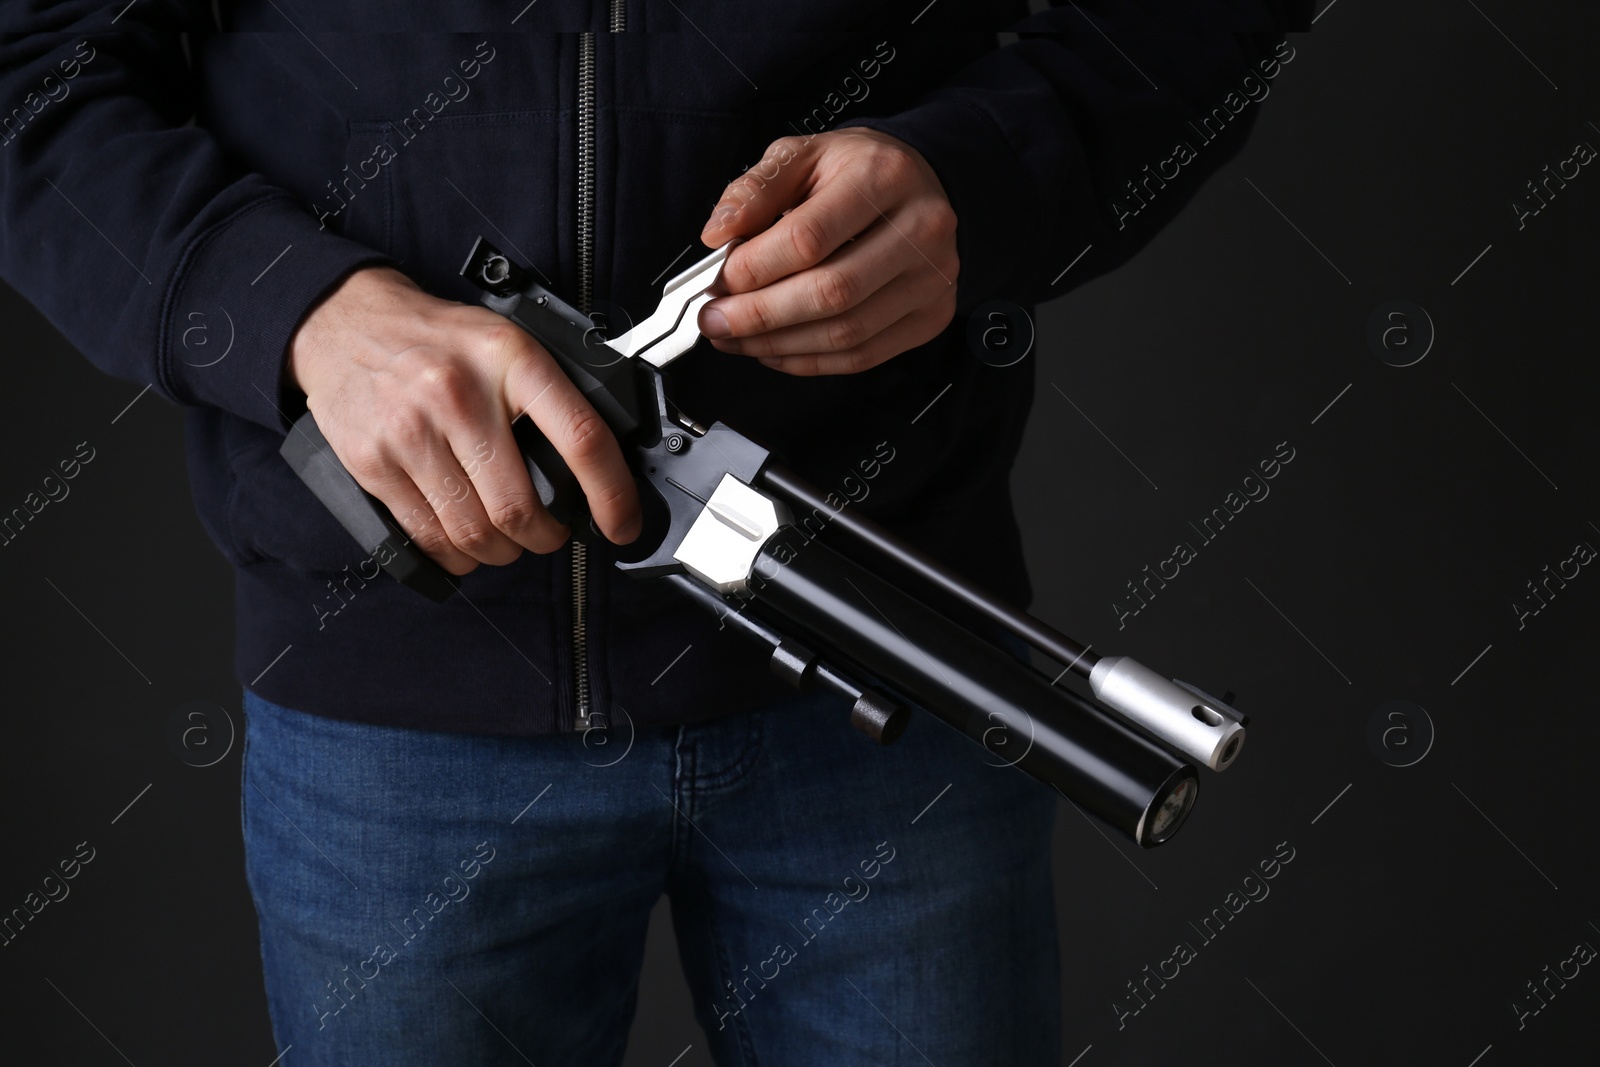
[838,99,1051,314]
[160,196,395,432]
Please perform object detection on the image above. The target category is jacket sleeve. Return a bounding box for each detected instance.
[0,3,392,433]
[838,0,1316,312]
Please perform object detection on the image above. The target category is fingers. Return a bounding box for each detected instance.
[496,325,642,546]
[752,299,955,377]
[380,354,553,568]
[714,174,883,297]
[711,269,923,359]
[387,497,480,577]
[703,209,957,367]
[699,132,929,295]
[696,130,958,367]
[394,442,526,572]
[452,418,571,556]
[342,390,539,572]
[335,425,484,577]
[701,221,905,342]
[301,268,645,572]
[700,136,818,248]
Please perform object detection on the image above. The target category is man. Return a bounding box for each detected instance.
[0,1,1308,1062]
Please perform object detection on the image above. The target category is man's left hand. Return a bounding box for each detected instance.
[697,128,958,376]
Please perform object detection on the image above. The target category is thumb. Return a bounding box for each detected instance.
[700,137,815,246]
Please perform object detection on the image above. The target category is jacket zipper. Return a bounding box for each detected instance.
[571,1,624,731]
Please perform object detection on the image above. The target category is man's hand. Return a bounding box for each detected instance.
[697,128,959,376]
[287,266,641,576]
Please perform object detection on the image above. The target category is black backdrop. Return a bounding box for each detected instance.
[2,3,1597,1065]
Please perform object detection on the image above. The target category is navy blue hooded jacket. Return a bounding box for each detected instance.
[0,1,1310,736]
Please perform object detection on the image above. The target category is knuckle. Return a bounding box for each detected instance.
[729,172,764,202]
[419,362,475,416]
[383,407,431,452]
[813,267,858,315]
[720,178,754,214]
[450,519,497,555]
[480,322,530,364]
[825,314,866,352]
[737,296,776,336]
[772,134,806,159]
[411,523,453,557]
[721,245,761,294]
[873,146,918,186]
[558,406,610,465]
[489,495,540,532]
[343,438,388,481]
[785,213,831,266]
[587,476,632,521]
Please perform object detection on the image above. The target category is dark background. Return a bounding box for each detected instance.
[3,2,1597,1064]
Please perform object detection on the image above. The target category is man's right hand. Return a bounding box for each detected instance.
[287,265,642,576]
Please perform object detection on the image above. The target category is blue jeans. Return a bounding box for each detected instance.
[241,683,1060,1065]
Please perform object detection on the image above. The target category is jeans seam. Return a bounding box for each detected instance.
[238,689,250,845]
[238,687,288,1057]
[707,898,761,1067]
[676,724,760,1065]
[669,726,689,872]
